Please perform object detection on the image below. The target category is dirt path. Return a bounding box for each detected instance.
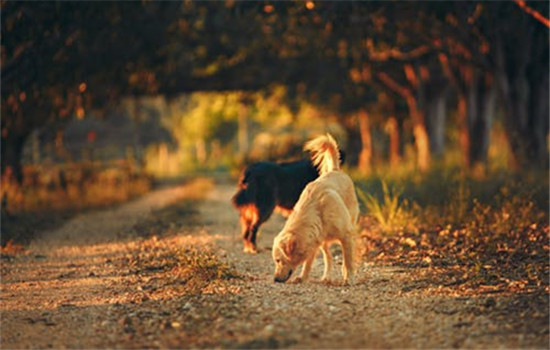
[1,178,547,349]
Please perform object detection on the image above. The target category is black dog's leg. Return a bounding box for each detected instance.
[240,208,258,253]
[248,224,260,252]
[249,201,275,252]
[240,218,252,243]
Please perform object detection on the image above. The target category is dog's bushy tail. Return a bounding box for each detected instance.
[304,133,340,175]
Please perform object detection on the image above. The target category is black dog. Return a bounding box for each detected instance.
[231,152,344,253]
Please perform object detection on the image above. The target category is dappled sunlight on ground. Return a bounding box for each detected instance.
[1,177,548,349]
[1,231,224,312]
[24,177,215,254]
[1,177,227,317]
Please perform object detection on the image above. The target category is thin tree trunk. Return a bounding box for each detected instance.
[426,88,447,156]
[471,79,496,166]
[195,138,207,165]
[357,109,372,175]
[529,71,549,166]
[1,133,27,184]
[238,104,249,157]
[385,116,400,168]
[407,96,430,172]
[493,25,547,169]
[466,71,495,168]
[457,94,471,169]
[377,71,431,172]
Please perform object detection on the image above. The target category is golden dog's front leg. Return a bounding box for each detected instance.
[294,253,315,283]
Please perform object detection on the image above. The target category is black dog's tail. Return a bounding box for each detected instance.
[231,169,256,208]
[231,187,251,208]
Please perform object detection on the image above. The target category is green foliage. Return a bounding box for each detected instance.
[3,1,548,184]
[138,87,343,175]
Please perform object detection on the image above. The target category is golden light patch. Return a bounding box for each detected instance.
[275,206,292,218]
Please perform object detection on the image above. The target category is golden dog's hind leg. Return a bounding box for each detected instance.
[320,242,333,283]
[341,236,355,285]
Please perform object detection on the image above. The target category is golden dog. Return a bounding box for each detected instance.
[272,134,359,284]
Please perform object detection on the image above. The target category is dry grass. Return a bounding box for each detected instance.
[358,172,549,296]
[1,162,152,246]
[2,162,152,213]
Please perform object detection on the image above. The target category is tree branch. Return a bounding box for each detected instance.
[366,41,432,62]
[515,0,550,28]
[376,72,412,99]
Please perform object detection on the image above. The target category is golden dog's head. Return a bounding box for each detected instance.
[272,232,301,283]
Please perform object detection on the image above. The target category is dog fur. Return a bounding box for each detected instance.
[232,160,318,253]
[272,134,359,284]
[232,152,345,253]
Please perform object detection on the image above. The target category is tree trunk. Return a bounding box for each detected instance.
[506,73,530,169]
[1,132,27,184]
[195,138,207,165]
[357,109,372,175]
[407,96,430,172]
[528,70,549,166]
[385,116,400,168]
[377,69,431,172]
[457,94,471,168]
[494,22,548,169]
[467,71,496,168]
[238,104,249,157]
[426,86,448,156]
[158,143,169,173]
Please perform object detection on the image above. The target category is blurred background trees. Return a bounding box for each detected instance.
[2,0,548,187]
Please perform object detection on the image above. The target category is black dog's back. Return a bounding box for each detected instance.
[273,160,318,209]
[231,160,317,209]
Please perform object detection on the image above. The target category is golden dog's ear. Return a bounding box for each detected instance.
[284,237,296,258]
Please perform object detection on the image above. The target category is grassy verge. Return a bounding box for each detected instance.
[1,162,154,247]
[356,169,549,296]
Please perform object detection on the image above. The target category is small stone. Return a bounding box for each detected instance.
[263,324,275,335]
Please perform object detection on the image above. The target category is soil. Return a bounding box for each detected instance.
[1,177,548,349]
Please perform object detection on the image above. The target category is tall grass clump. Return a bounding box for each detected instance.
[444,175,471,224]
[357,180,419,235]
